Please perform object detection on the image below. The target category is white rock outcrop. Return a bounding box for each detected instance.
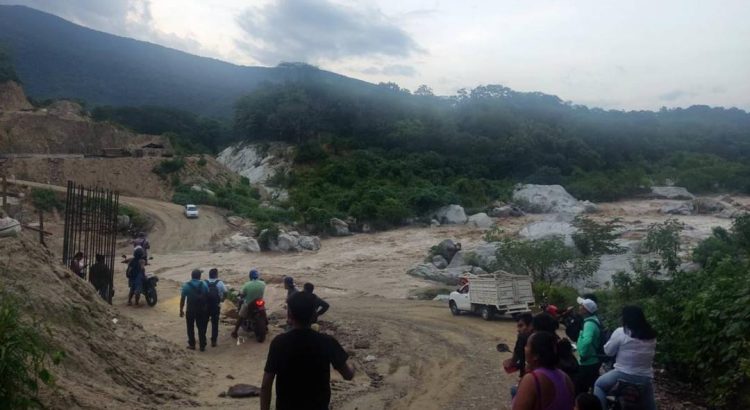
[649,186,695,200]
[434,205,468,224]
[512,184,586,215]
[467,212,493,229]
[0,217,21,237]
[519,221,577,247]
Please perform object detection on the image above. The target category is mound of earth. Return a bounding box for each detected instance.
[0,235,201,409]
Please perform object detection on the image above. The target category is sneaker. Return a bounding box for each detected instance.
[187,345,196,350]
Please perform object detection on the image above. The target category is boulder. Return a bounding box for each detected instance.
[435,239,461,263]
[580,200,599,214]
[222,233,261,253]
[660,202,694,215]
[512,184,582,214]
[116,215,130,230]
[434,205,468,224]
[276,233,301,252]
[692,198,727,214]
[519,221,576,247]
[227,384,261,398]
[718,208,744,219]
[430,219,440,227]
[226,215,248,227]
[489,205,524,218]
[329,218,351,236]
[222,300,239,319]
[470,242,501,269]
[191,185,216,196]
[467,213,493,229]
[431,255,448,269]
[649,186,695,200]
[0,217,21,237]
[298,235,321,251]
[407,263,465,284]
[447,251,466,269]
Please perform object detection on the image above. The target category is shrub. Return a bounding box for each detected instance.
[493,237,599,283]
[571,216,625,256]
[118,205,152,234]
[256,222,280,251]
[197,156,207,167]
[29,188,63,212]
[0,290,64,409]
[152,157,185,178]
[643,218,684,273]
[532,282,578,309]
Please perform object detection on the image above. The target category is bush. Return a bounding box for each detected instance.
[532,282,578,310]
[152,157,185,178]
[197,156,207,167]
[643,218,684,273]
[256,222,280,251]
[29,188,63,212]
[571,216,625,256]
[493,237,599,283]
[0,290,64,409]
[118,205,151,234]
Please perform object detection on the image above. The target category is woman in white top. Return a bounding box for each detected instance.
[594,306,657,410]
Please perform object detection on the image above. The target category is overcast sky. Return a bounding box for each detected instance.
[3,0,749,110]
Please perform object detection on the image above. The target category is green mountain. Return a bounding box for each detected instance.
[0,5,371,118]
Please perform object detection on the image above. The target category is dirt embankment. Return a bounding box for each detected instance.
[0,234,202,409]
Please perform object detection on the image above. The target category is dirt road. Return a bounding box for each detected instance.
[8,179,228,252]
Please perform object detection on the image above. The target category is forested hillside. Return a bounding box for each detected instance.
[230,81,750,230]
[0,5,370,118]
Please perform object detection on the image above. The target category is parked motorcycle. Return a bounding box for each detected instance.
[237,298,269,342]
[142,272,159,306]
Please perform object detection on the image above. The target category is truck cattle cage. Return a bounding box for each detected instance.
[449,271,535,320]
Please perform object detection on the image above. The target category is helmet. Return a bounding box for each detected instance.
[249,269,260,280]
[133,247,145,259]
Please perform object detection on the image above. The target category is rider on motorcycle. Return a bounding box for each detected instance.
[231,269,266,338]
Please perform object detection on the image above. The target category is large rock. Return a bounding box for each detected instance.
[431,255,448,269]
[276,233,301,252]
[435,239,461,263]
[519,221,576,247]
[470,242,501,269]
[406,263,471,284]
[329,218,351,236]
[649,186,695,200]
[489,205,525,218]
[467,213,493,229]
[692,198,727,214]
[222,233,261,252]
[447,251,466,269]
[298,235,321,251]
[660,202,694,215]
[512,184,583,214]
[434,205,468,224]
[0,217,21,237]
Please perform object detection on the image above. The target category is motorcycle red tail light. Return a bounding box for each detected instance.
[255,299,265,307]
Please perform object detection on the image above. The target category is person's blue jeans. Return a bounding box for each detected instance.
[594,369,656,410]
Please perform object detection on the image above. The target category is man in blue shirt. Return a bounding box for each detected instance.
[205,268,227,347]
[179,269,210,351]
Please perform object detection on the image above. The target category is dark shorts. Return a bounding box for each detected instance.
[129,274,144,293]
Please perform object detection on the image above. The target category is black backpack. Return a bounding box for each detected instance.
[187,282,208,313]
[206,280,221,307]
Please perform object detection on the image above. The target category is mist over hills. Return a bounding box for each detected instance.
[0,5,371,118]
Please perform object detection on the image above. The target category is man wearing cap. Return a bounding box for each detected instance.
[179,269,210,351]
[575,296,602,394]
[231,269,266,339]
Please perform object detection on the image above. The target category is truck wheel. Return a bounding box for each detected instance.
[449,301,460,316]
[480,306,493,321]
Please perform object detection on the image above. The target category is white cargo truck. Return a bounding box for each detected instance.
[448,271,534,320]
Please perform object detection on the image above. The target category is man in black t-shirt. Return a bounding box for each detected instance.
[261,292,354,410]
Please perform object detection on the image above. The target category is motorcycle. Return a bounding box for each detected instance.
[605,379,646,410]
[237,298,269,342]
[142,272,159,306]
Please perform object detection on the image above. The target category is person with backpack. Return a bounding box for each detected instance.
[575,297,602,395]
[179,269,210,351]
[593,306,657,410]
[126,248,146,306]
[205,268,227,347]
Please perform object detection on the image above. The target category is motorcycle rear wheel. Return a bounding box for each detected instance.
[146,289,158,306]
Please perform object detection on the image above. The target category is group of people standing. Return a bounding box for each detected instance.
[509,296,657,410]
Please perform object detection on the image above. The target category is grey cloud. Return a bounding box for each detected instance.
[235,0,421,65]
[0,0,205,55]
[659,90,695,101]
[362,64,417,77]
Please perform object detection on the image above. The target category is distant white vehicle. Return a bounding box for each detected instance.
[184,204,199,218]
[449,272,534,320]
